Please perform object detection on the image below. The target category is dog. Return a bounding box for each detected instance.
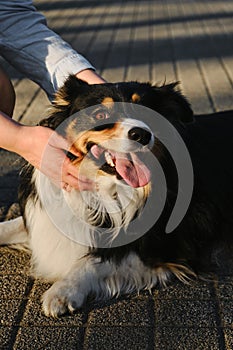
[0,75,232,317]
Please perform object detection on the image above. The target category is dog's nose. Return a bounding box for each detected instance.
[128,127,152,146]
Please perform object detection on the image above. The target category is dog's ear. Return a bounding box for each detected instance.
[39,76,90,130]
[118,81,193,123]
[150,82,194,123]
[54,75,89,107]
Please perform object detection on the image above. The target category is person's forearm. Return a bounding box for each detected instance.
[0,111,47,164]
[0,0,99,100]
[0,111,41,160]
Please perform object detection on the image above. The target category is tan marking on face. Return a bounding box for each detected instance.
[66,122,124,180]
[66,122,123,156]
[101,97,114,108]
[131,93,141,103]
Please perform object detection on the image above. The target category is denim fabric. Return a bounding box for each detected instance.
[0,0,94,100]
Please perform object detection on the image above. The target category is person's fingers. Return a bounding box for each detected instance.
[62,157,78,177]
[63,159,94,188]
[42,160,95,191]
[65,161,93,182]
[38,128,95,190]
[63,172,95,191]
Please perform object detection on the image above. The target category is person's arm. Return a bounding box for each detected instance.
[0,0,105,101]
[0,1,105,190]
[0,111,94,191]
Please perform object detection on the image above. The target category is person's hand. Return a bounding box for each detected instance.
[0,69,107,191]
[14,125,94,191]
[75,69,106,84]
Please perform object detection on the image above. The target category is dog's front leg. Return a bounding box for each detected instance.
[42,256,113,317]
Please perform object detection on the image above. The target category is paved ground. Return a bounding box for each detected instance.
[0,0,233,349]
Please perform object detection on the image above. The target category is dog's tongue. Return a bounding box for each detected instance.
[90,145,151,188]
[115,152,150,188]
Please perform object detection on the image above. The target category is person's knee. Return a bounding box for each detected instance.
[0,68,16,117]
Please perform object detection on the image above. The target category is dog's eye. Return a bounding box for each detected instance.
[95,111,110,120]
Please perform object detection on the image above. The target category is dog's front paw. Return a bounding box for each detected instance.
[42,281,86,317]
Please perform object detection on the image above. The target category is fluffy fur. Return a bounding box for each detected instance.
[0,76,232,317]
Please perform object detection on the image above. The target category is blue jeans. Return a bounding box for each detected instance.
[0,0,94,100]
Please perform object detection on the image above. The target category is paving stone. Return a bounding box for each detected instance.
[156,279,214,300]
[224,328,233,349]
[154,326,221,350]
[0,299,24,326]
[20,89,49,125]
[0,274,32,300]
[15,278,87,327]
[0,326,18,350]
[20,290,86,327]
[13,79,40,122]
[217,276,233,299]
[155,299,218,327]
[14,326,84,350]
[84,326,154,350]
[88,292,154,326]
[219,299,233,327]
[0,150,21,171]
[0,247,30,275]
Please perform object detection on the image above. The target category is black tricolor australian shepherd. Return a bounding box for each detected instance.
[0,76,232,317]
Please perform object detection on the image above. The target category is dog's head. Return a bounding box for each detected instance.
[41,75,193,186]
[39,76,193,235]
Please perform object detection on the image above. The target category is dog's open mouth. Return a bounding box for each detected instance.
[90,144,151,188]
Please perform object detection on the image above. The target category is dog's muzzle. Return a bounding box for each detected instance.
[89,122,153,188]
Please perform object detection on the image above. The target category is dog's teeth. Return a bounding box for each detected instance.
[105,151,115,167]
